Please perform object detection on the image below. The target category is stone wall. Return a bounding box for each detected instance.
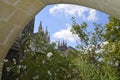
[2,18,35,80]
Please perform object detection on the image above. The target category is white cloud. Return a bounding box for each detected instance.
[53,24,79,42]
[87,9,98,21]
[49,4,98,21]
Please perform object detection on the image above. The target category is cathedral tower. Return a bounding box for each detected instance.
[38,21,50,43]
[38,21,43,32]
[58,40,67,51]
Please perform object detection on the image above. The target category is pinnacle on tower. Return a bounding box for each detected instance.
[58,40,60,47]
[63,40,65,46]
[38,21,43,32]
[65,40,67,47]
[45,26,48,35]
[48,32,50,43]
[60,40,63,46]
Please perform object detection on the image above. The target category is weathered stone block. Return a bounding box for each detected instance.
[0,1,16,20]
[0,62,3,79]
[8,0,18,4]
[0,45,7,61]
[111,0,120,9]
[0,62,3,72]
[8,9,30,26]
[0,72,1,80]
[40,0,63,4]
[102,5,117,16]
[5,27,22,47]
[16,0,45,15]
[0,20,15,44]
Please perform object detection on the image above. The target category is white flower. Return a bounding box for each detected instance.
[23,65,27,70]
[91,45,95,48]
[100,41,109,48]
[115,61,119,66]
[33,75,39,80]
[29,33,31,35]
[24,50,26,53]
[13,58,16,64]
[33,77,36,80]
[100,43,104,48]
[111,29,114,31]
[98,58,103,62]
[6,67,11,72]
[42,60,45,64]
[95,49,103,54]
[116,26,120,29]
[18,65,21,69]
[103,41,109,45]
[87,45,95,51]
[35,75,39,79]
[4,59,8,62]
[20,59,23,63]
[48,70,52,76]
[29,42,36,51]
[89,47,92,51]
[54,73,57,76]
[47,52,53,58]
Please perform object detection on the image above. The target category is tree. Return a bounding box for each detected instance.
[105,16,120,42]
[70,17,119,80]
[104,16,120,78]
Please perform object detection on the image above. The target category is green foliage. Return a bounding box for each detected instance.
[105,16,120,42]
[70,16,120,80]
[71,17,89,46]
[4,16,120,80]
[4,32,78,80]
[104,16,120,79]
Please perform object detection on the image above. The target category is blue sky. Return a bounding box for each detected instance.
[34,4,109,48]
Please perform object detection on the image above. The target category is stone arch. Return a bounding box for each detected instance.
[0,0,120,79]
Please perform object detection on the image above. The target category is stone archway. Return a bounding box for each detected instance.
[0,0,120,79]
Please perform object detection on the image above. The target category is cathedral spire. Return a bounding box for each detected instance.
[48,32,50,43]
[38,21,43,32]
[60,40,62,46]
[45,26,48,35]
[65,40,67,47]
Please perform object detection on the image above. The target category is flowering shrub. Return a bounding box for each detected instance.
[3,33,78,80]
